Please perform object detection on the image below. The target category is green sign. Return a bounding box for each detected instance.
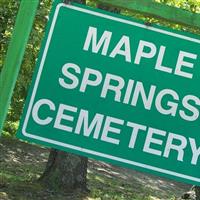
[17,2,200,185]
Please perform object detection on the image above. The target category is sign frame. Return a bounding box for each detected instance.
[18,2,200,185]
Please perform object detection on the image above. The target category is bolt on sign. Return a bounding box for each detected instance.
[17,1,200,185]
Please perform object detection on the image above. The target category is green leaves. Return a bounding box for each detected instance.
[0,0,52,136]
[155,0,200,12]
[1,0,200,136]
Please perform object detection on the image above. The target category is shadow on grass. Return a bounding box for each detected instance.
[0,137,191,200]
[0,137,88,200]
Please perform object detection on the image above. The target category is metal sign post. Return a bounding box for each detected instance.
[0,0,39,135]
[97,0,200,29]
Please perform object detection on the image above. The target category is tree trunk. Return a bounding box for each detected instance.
[39,149,88,192]
[39,0,88,192]
[40,0,120,193]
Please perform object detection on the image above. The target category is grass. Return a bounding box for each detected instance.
[0,137,184,200]
[88,173,152,200]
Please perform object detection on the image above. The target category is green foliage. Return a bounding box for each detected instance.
[9,0,52,121]
[0,0,52,136]
[156,0,200,12]
[0,0,19,70]
[1,0,200,136]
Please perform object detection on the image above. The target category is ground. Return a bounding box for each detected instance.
[0,137,191,200]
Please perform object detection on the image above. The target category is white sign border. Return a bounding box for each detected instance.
[22,3,200,183]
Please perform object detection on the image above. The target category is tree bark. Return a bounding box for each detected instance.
[39,149,88,192]
[39,0,88,192]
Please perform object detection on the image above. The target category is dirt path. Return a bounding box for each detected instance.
[0,138,191,200]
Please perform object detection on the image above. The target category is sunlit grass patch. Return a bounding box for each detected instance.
[88,170,154,200]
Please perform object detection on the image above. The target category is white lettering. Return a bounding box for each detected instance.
[163,133,187,161]
[175,51,197,79]
[110,35,131,62]
[101,116,124,145]
[75,110,104,139]
[143,127,166,156]
[32,99,55,125]
[101,74,125,102]
[54,104,77,132]
[83,26,112,56]
[80,68,102,92]
[134,40,157,65]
